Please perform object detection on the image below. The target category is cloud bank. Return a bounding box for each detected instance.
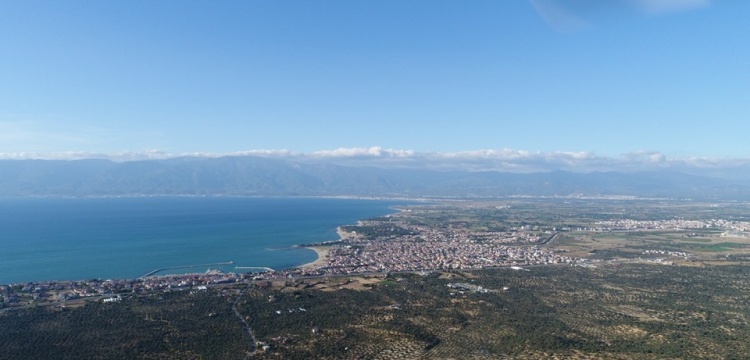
[2,147,750,179]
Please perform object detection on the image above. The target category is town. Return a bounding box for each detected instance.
[4,200,749,312]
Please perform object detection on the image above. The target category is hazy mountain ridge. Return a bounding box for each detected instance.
[0,156,747,199]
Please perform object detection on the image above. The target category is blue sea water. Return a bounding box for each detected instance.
[0,197,400,284]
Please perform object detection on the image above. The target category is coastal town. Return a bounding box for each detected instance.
[291,220,575,276]
[5,203,749,312]
[0,228,574,311]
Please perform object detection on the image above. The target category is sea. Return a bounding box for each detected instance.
[0,197,402,284]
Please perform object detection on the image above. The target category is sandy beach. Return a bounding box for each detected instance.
[299,227,358,269]
[300,246,331,269]
[299,227,359,269]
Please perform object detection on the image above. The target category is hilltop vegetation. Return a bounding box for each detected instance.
[3,264,750,359]
[0,290,248,359]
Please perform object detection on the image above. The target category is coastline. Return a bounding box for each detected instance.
[1,197,401,285]
[298,226,356,269]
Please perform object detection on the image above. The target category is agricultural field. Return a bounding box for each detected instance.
[241,264,750,359]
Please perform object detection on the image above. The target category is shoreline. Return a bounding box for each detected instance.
[298,227,355,269]
[0,200,398,285]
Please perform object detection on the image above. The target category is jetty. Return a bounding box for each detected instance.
[234,266,274,272]
[140,261,235,278]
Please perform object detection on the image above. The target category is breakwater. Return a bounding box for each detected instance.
[234,266,274,272]
[140,261,235,278]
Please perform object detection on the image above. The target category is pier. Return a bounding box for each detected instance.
[234,266,275,272]
[140,261,235,278]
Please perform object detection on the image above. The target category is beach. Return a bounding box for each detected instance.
[300,246,331,269]
[299,226,358,269]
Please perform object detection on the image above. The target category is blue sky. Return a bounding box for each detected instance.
[1,0,748,164]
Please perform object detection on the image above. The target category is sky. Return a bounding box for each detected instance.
[1,0,749,169]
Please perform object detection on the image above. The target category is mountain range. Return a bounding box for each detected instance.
[1,156,748,200]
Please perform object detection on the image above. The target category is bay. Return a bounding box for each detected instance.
[0,197,400,284]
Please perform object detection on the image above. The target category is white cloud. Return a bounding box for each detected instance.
[231,149,295,157]
[530,0,713,31]
[0,150,172,162]
[312,146,385,158]
[629,0,711,14]
[177,149,297,159]
[621,151,667,164]
[311,147,415,158]
[529,0,591,32]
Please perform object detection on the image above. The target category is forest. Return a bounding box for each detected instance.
[3,263,750,359]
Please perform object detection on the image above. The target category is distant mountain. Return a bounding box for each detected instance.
[0,156,748,199]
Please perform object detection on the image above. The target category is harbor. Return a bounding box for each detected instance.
[139,261,236,278]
